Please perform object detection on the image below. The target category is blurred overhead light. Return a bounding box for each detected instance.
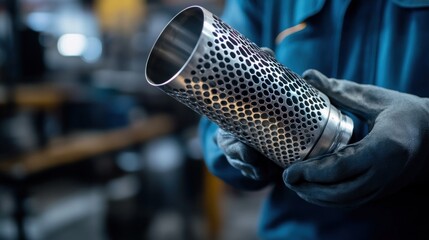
[57,33,87,56]
[26,12,52,32]
[82,37,102,63]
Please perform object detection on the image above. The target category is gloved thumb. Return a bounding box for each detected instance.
[302,69,387,119]
[260,47,275,57]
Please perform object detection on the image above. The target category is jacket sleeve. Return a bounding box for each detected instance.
[198,117,273,190]
[220,0,262,45]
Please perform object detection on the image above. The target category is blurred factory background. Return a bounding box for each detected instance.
[0,0,267,239]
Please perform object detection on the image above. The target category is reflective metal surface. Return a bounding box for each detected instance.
[145,6,353,168]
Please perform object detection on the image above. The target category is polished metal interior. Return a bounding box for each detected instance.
[146,7,204,85]
[145,6,353,168]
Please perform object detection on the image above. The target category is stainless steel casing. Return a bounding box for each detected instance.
[145,6,353,168]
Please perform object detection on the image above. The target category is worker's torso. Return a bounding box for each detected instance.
[255,0,429,97]
[221,1,429,239]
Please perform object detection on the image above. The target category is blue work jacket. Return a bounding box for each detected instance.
[199,0,429,239]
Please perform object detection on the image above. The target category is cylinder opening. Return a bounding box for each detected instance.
[146,6,204,86]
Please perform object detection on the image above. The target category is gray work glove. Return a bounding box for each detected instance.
[283,69,429,208]
[215,128,281,181]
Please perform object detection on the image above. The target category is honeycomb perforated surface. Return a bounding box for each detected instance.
[154,10,333,167]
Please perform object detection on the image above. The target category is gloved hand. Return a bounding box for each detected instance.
[283,69,429,208]
[215,128,282,181]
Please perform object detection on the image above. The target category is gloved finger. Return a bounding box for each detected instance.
[214,128,236,148]
[284,169,379,204]
[260,47,275,57]
[302,69,390,118]
[226,157,262,180]
[215,128,267,164]
[284,141,373,184]
[295,188,381,208]
[215,128,248,161]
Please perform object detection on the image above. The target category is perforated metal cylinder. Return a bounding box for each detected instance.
[145,6,353,168]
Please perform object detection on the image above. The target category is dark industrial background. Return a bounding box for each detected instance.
[0,0,267,239]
